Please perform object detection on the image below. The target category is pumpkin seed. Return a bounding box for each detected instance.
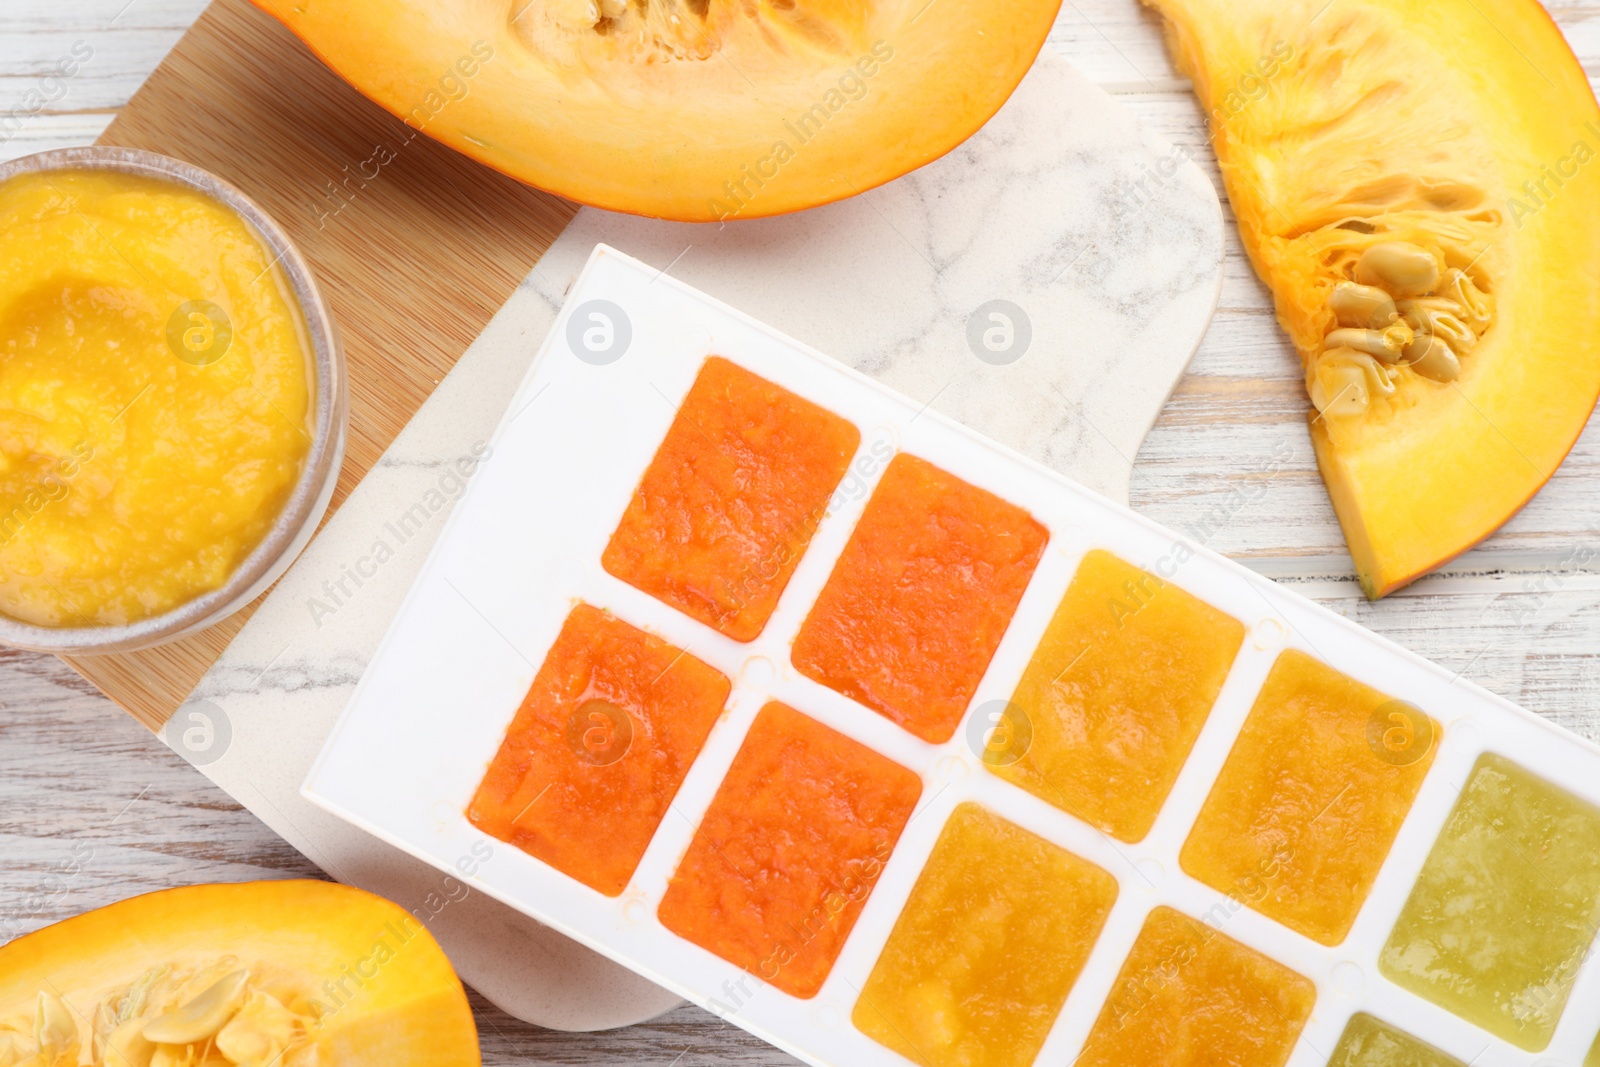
[1326,323,1413,363]
[1403,335,1462,382]
[1439,268,1493,331]
[148,1045,187,1067]
[101,1017,156,1067]
[1311,348,1376,417]
[1354,241,1440,298]
[1400,302,1477,354]
[1328,282,1399,328]
[36,991,79,1064]
[215,991,298,1067]
[142,970,249,1046]
[1366,358,1398,397]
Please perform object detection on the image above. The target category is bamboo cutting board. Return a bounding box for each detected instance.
[72,0,574,729]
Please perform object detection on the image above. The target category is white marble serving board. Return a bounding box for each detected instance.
[164,49,1223,1033]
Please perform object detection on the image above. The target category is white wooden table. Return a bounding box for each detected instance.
[4,2,1600,1062]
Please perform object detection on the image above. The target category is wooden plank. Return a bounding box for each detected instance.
[57,0,575,730]
[2,0,209,116]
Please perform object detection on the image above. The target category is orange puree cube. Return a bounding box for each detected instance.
[603,356,860,641]
[1180,650,1437,946]
[467,604,729,897]
[854,803,1118,1067]
[792,454,1048,743]
[992,550,1243,842]
[1076,906,1315,1067]
[658,702,922,998]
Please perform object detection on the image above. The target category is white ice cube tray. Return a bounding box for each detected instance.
[306,245,1600,1067]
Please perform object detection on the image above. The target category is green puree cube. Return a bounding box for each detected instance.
[1329,1014,1464,1066]
[1380,753,1600,1051]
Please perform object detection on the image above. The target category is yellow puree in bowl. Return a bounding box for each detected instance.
[0,170,312,627]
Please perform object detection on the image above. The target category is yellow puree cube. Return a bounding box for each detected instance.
[1074,905,1314,1066]
[852,803,1117,1067]
[1181,650,1437,945]
[991,550,1244,843]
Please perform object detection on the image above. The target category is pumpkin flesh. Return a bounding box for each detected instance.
[250,0,1062,221]
[1146,0,1600,596]
[0,881,479,1067]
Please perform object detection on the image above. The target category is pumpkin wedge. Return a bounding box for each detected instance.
[1145,0,1600,596]
[0,881,479,1067]
[251,0,1062,221]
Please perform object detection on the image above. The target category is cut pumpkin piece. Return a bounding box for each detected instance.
[250,0,1063,221]
[0,881,479,1067]
[1144,0,1600,596]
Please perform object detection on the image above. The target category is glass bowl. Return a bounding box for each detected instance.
[0,146,347,654]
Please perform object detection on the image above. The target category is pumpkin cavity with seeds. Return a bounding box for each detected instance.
[1226,9,1509,423]
[1145,0,1600,597]
[1310,241,1495,416]
[0,882,480,1067]
[1,962,327,1067]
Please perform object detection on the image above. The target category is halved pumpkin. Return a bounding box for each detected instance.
[1145,0,1600,596]
[251,0,1062,221]
[0,880,479,1067]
